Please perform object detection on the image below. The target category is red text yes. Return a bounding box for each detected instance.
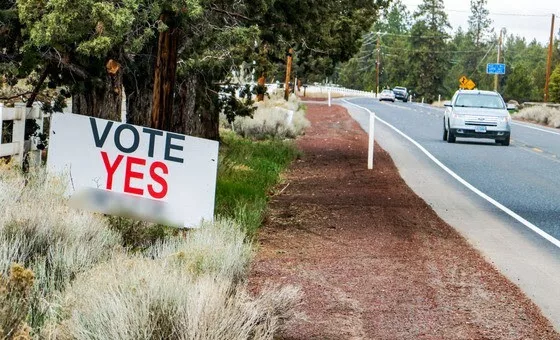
[101,151,168,199]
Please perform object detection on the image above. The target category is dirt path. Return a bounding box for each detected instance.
[248,103,559,339]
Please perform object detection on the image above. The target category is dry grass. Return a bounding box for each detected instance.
[0,164,121,331]
[1,147,302,338]
[516,106,560,128]
[0,264,34,339]
[229,93,309,140]
[44,220,301,340]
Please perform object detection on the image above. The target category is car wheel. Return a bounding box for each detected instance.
[501,136,510,146]
[403,99,408,103]
[447,124,456,143]
[442,120,448,141]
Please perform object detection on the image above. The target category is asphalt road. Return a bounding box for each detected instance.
[342,97,560,246]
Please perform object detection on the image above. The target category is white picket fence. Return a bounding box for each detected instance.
[265,83,377,99]
[302,85,377,98]
[0,102,44,166]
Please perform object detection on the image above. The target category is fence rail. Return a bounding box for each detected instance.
[0,102,43,166]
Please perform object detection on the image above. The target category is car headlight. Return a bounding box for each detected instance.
[452,112,464,119]
[498,115,511,123]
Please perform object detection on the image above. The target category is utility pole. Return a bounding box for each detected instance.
[284,48,294,101]
[544,14,555,102]
[494,28,503,92]
[376,32,380,97]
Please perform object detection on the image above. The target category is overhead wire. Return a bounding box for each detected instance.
[446,9,554,17]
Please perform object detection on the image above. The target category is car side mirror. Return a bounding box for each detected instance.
[506,103,516,111]
[443,101,452,107]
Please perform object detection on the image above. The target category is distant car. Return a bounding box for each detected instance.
[443,90,513,146]
[392,86,408,102]
[379,89,396,102]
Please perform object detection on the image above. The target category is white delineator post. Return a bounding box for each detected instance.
[328,87,332,107]
[368,111,375,169]
[341,99,375,169]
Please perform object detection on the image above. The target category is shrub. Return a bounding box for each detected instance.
[45,220,301,340]
[549,64,560,103]
[0,165,121,330]
[516,106,560,128]
[0,264,34,340]
[230,93,309,140]
[106,216,179,251]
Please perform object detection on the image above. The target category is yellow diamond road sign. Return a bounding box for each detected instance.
[459,76,476,90]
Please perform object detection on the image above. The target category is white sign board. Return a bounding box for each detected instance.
[47,113,219,228]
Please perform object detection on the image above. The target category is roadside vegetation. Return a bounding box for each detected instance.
[338,0,560,104]
[515,106,560,128]
[0,95,307,339]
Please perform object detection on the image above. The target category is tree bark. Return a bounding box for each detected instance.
[174,73,219,140]
[72,71,123,121]
[151,12,179,131]
[123,72,153,127]
[257,74,266,102]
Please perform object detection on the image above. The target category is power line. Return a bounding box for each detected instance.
[380,46,489,54]
[446,9,554,17]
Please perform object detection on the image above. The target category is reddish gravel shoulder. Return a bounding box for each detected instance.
[248,103,559,339]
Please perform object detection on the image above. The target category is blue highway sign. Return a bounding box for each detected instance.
[487,63,506,75]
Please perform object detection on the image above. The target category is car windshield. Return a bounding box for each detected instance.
[455,94,505,109]
[382,90,393,94]
[394,87,406,91]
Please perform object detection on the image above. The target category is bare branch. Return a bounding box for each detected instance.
[0,91,33,101]
[209,5,251,21]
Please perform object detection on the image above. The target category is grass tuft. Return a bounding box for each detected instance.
[215,131,299,237]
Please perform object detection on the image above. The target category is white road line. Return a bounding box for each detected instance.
[512,122,560,136]
[345,100,560,249]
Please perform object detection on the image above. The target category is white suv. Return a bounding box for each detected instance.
[443,90,513,146]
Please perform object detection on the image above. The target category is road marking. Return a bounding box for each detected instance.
[512,121,560,136]
[532,147,543,153]
[344,100,560,249]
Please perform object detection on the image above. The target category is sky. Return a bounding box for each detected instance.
[400,0,559,44]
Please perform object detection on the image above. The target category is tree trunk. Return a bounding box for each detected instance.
[174,73,219,140]
[72,71,123,121]
[123,73,153,127]
[257,74,266,102]
[151,12,179,131]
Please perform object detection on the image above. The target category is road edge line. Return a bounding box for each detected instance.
[343,100,560,249]
[512,121,560,136]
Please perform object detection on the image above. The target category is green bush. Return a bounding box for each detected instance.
[549,64,560,103]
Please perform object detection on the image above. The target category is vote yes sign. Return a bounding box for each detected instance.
[47,113,219,228]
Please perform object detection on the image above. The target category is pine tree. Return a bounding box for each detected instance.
[408,0,450,102]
